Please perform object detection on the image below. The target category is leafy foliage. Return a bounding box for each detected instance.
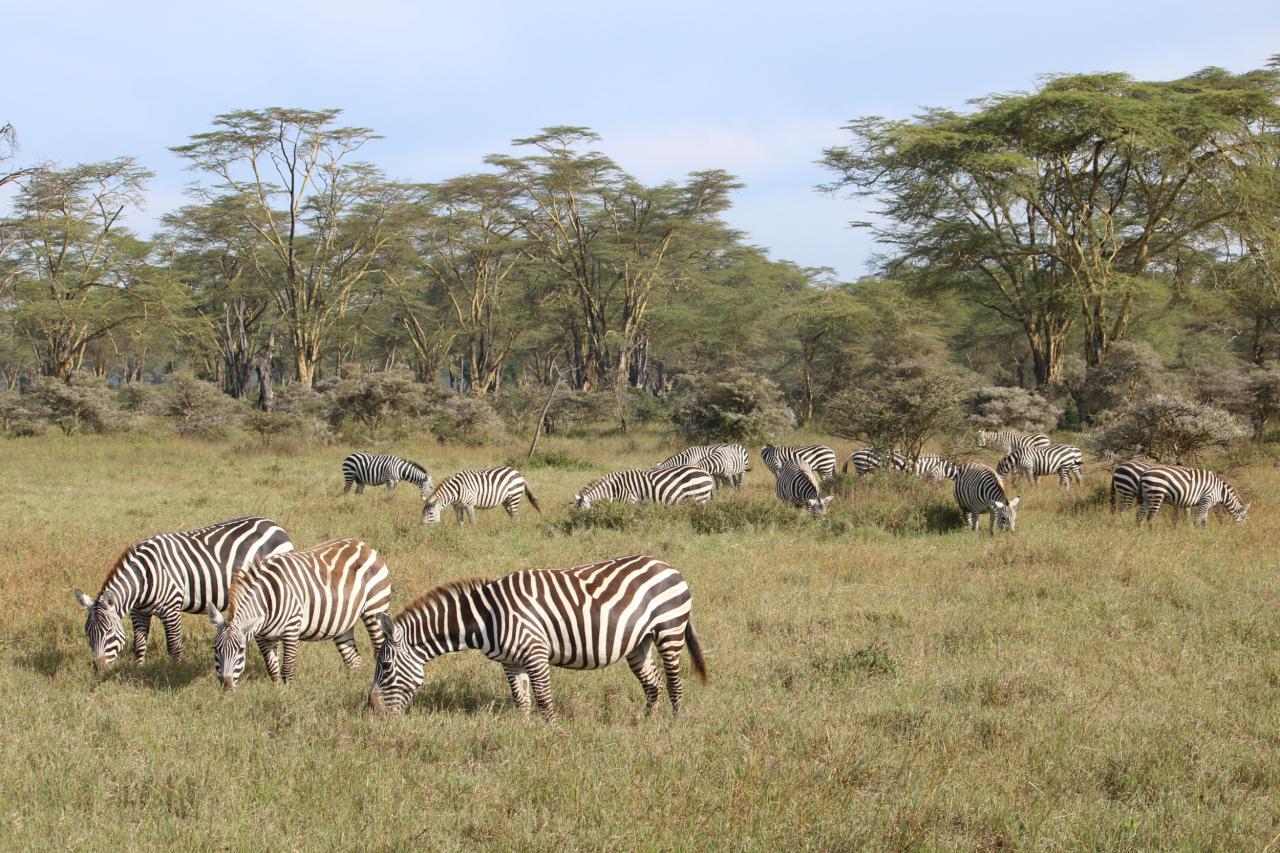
[967,386,1063,433]
[1087,394,1248,463]
[672,370,794,444]
[431,396,507,445]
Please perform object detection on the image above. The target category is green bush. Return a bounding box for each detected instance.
[0,389,48,436]
[687,496,809,534]
[557,501,676,533]
[506,450,596,471]
[326,366,446,429]
[163,373,244,437]
[28,375,129,435]
[672,369,794,444]
[432,396,507,445]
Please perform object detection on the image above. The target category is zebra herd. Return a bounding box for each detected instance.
[71,430,1250,720]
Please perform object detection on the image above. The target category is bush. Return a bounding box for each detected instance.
[557,501,677,533]
[672,370,794,444]
[28,374,128,435]
[545,391,616,435]
[432,396,508,445]
[506,450,596,471]
[243,410,296,446]
[0,389,48,436]
[687,496,809,534]
[1062,341,1167,422]
[1087,394,1248,463]
[274,383,331,419]
[824,374,966,463]
[117,382,167,415]
[163,373,244,437]
[1193,364,1280,440]
[326,367,446,429]
[967,386,1062,434]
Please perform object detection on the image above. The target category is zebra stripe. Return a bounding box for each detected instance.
[774,460,833,515]
[975,429,1052,453]
[842,448,957,482]
[1110,459,1150,513]
[913,455,959,482]
[367,554,706,721]
[953,463,1019,534]
[996,444,1083,488]
[207,538,392,689]
[761,444,837,480]
[342,452,433,497]
[73,516,293,672]
[1136,465,1249,526]
[421,467,540,525]
[657,444,750,489]
[573,466,714,509]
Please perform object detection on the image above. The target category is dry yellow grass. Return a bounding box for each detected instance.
[1,429,1278,850]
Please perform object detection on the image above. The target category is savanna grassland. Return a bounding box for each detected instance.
[2,429,1279,851]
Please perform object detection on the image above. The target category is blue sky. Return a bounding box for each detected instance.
[2,0,1276,279]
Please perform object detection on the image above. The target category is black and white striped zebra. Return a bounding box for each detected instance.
[367,554,706,721]
[1110,459,1150,513]
[913,455,960,482]
[975,429,1052,453]
[342,452,433,498]
[841,447,901,475]
[421,466,541,525]
[996,444,1083,488]
[657,444,750,489]
[573,466,714,509]
[953,463,1020,534]
[774,459,833,516]
[761,444,837,480]
[1136,465,1249,526]
[206,538,392,690]
[72,517,293,672]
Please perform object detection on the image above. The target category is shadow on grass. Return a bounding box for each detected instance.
[15,646,75,678]
[409,674,508,715]
[99,656,209,690]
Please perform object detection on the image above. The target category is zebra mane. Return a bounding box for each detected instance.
[401,577,490,617]
[223,557,264,621]
[98,543,143,596]
[403,459,427,478]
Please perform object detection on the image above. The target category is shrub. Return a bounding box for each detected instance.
[557,501,676,533]
[163,373,244,437]
[1193,364,1280,440]
[1062,341,1167,421]
[544,391,616,435]
[274,383,331,419]
[28,374,127,435]
[687,496,809,534]
[326,367,446,429]
[1087,394,1248,463]
[672,370,794,444]
[967,386,1062,434]
[0,389,48,436]
[824,374,966,464]
[243,410,296,446]
[432,396,507,445]
[506,450,595,471]
[117,382,167,415]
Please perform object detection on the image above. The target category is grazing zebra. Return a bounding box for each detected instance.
[761,444,837,480]
[342,452,433,498]
[913,455,960,482]
[1110,459,1150,513]
[1136,465,1249,527]
[657,444,750,489]
[72,517,293,672]
[975,429,1052,453]
[573,466,714,509]
[206,538,392,690]
[421,466,540,525]
[774,460,833,516]
[841,447,901,475]
[953,463,1020,534]
[996,444,1083,488]
[367,554,706,721]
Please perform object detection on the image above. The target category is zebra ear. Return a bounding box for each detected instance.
[992,501,1005,510]
[378,613,395,640]
[73,588,94,609]
[821,496,834,507]
[1010,497,1021,507]
[206,604,226,627]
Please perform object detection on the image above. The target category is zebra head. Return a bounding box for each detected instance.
[573,492,592,510]
[367,614,426,714]
[420,498,444,525]
[995,452,1019,477]
[806,496,835,517]
[975,430,993,448]
[760,446,780,474]
[74,588,125,672]
[206,605,248,691]
[1222,485,1250,524]
[992,497,1021,532]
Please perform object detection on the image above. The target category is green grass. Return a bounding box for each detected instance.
[2,429,1279,849]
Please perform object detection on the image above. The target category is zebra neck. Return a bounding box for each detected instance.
[99,568,151,613]
[412,586,493,657]
[231,611,266,637]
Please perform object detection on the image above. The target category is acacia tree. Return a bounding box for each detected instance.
[3,159,159,379]
[488,127,740,391]
[172,108,411,386]
[822,67,1280,379]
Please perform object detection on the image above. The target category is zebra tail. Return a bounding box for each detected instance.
[685,619,708,684]
[841,456,851,474]
[524,483,542,514]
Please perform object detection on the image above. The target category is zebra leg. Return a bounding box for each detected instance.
[1195,500,1212,527]
[130,609,152,664]
[1144,495,1165,527]
[626,638,660,715]
[280,635,299,684]
[504,665,532,713]
[159,609,184,659]
[343,480,353,495]
[355,483,365,495]
[657,635,686,717]
[385,477,397,499]
[334,628,363,668]
[967,512,979,532]
[361,612,386,659]
[255,637,281,681]
[1059,469,1070,488]
[525,655,556,722]
[454,504,467,526]
[466,504,477,525]
[504,497,519,519]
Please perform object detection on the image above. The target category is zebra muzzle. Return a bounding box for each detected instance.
[367,689,385,712]
[93,656,110,673]
[221,676,236,692]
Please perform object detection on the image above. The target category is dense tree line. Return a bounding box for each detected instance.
[2,62,1280,448]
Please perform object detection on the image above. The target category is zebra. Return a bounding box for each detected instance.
[1110,459,1150,513]
[841,447,900,475]
[366,554,706,721]
[657,444,750,490]
[573,466,714,509]
[421,466,540,525]
[206,538,392,690]
[761,444,837,480]
[774,459,833,516]
[342,452,433,498]
[72,516,293,672]
[1136,465,1249,527]
[996,444,1083,488]
[913,455,960,482]
[975,429,1052,453]
[953,463,1020,534]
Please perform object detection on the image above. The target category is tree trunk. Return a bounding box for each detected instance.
[257,329,276,412]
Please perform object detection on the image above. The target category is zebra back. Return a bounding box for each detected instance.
[953,463,1018,532]
[762,444,836,479]
[574,466,714,508]
[775,459,831,515]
